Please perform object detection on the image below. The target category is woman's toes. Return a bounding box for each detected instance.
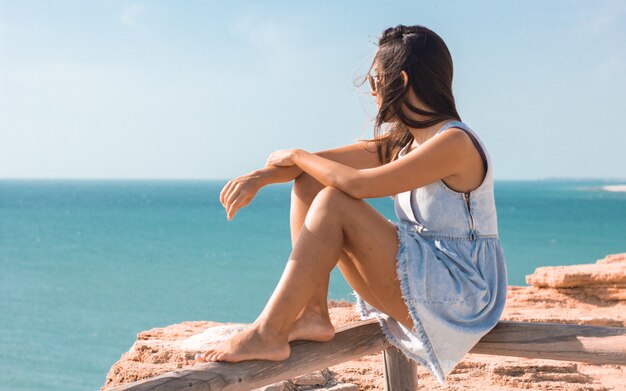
[196,349,215,362]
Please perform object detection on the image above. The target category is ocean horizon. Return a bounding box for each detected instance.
[1,178,625,390]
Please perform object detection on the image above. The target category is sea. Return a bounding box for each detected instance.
[1,179,625,391]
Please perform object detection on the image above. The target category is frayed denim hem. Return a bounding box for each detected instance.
[352,222,446,384]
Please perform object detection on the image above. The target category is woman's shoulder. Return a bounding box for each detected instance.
[440,122,490,161]
[436,123,491,193]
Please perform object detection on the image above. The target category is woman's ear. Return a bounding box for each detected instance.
[401,70,409,88]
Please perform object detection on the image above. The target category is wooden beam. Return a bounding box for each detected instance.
[383,346,418,391]
[471,321,626,365]
[106,319,388,391]
[106,320,626,391]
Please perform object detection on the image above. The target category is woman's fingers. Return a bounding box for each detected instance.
[233,194,253,217]
[219,180,234,206]
[220,176,261,220]
[224,181,242,208]
[227,188,255,220]
[225,183,241,211]
[226,193,249,220]
[267,149,297,167]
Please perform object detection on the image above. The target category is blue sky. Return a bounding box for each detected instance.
[1,0,625,180]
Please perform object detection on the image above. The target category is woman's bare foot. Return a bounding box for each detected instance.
[195,325,290,363]
[288,309,335,342]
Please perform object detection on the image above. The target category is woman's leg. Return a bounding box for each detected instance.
[196,187,413,363]
[287,173,387,342]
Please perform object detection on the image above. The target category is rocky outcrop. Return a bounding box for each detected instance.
[102,302,363,391]
[104,253,626,391]
[526,253,626,301]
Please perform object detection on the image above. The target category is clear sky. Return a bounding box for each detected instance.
[1,0,625,180]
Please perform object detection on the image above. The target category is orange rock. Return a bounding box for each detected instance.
[598,253,626,264]
[103,254,626,391]
[526,253,626,289]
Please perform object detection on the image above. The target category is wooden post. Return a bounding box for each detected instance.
[383,346,418,391]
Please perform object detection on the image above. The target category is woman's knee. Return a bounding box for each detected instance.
[292,172,325,205]
[307,187,355,219]
[315,186,351,204]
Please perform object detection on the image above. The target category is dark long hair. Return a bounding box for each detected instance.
[367,25,461,164]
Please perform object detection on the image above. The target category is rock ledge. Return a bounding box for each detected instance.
[103,253,626,391]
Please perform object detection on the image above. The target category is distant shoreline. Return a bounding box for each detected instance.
[602,185,626,192]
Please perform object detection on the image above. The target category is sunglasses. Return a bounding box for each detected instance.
[367,73,380,92]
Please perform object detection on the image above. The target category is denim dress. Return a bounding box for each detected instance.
[354,120,508,384]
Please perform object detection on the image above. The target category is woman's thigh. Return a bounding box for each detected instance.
[314,187,414,330]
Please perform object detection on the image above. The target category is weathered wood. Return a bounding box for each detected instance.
[106,320,626,391]
[106,319,389,391]
[383,346,418,391]
[471,321,626,365]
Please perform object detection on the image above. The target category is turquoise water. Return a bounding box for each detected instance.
[1,179,625,390]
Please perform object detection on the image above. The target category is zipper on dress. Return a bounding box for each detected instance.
[465,192,476,240]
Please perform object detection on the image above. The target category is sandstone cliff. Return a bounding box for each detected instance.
[103,253,626,391]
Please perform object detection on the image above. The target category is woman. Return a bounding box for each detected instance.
[195,25,507,383]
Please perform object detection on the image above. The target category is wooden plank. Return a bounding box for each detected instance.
[471,321,626,365]
[106,320,626,391]
[106,319,389,391]
[383,346,418,391]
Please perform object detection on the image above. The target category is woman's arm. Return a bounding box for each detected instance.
[269,129,478,199]
[221,140,380,220]
[252,140,380,187]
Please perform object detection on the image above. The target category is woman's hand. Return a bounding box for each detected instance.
[219,173,263,221]
[266,149,301,167]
